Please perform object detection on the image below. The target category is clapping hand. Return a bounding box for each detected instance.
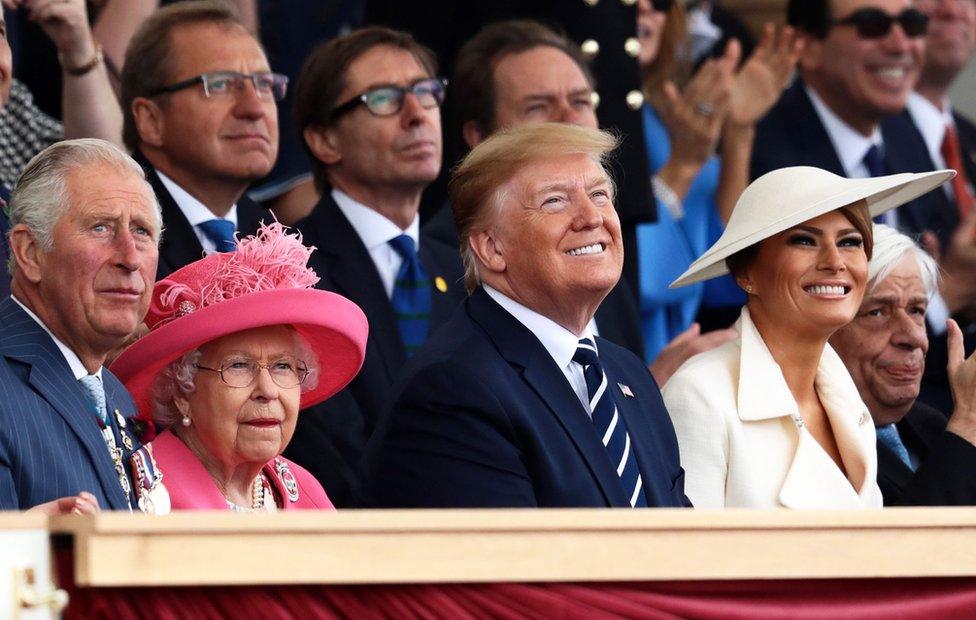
[946,319,976,444]
[726,24,803,129]
[5,0,97,68]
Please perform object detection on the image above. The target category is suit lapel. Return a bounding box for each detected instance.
[467,289,630,507]
[417,236,465,328]
[0,299,129,509]
[236,195,269,237]
[307,195,405,380]
[788,82,847,175]
[141,161,206,279]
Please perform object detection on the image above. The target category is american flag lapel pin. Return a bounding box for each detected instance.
[617,383,634,398]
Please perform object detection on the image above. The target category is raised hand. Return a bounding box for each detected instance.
[946,318,976,444]
[727,24,803,129]
[21,0,98,68]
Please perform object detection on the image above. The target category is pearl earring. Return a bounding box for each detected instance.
[181,414,191,427]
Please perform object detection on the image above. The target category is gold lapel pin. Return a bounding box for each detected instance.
[434,276,448,293]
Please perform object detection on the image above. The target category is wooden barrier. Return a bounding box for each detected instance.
[49,508,976,587]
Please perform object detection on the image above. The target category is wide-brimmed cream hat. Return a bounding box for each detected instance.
[670,166,954,288]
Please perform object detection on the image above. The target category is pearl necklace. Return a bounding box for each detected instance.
[225,473,274,512]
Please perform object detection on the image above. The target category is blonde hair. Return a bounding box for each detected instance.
[448,123,619,293]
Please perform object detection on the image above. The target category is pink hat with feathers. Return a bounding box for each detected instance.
[110,221,368,426]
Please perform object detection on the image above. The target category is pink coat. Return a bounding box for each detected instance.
[150,430,334,510]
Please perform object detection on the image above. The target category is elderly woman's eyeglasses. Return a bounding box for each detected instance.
[149,71,289,101]
[330,77,448,120]
[196,357,309,389]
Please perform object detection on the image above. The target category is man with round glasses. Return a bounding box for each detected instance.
[286,26,465,505]
[753,0,955,246]
[121,1,279,279]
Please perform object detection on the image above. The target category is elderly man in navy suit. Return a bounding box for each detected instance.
[366,124,690,508]
[0,139,161,512]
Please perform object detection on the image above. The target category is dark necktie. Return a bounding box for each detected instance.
[198,219,237,252]
[388,234,431,356]
[941,124,975,218]
[573,338,648,507]
[863,145,895,226]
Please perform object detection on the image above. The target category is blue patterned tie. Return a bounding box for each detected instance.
[388,234,431,356]
[198,219,237,252]
[574,338,648,507]
[876,424,916,471]
[79,375,108,424]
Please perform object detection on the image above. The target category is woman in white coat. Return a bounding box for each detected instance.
[662,166,953,509]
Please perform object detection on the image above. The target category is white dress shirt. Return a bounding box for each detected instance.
[333,188,420,299]
[484,284,599,415]
[157,171,239,254]
[12,295,102,382]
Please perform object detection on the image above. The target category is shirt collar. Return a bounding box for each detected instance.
[11,295,102,381]
[157,170,238,228]
[483,284,594,372]
[907,91,953,162]
[332,188,420,251]
[805,84,883,176]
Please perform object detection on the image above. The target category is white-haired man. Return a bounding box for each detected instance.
[0,138,161,512]
[830,224,976,505]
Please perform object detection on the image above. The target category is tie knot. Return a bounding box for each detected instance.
[573,338,599,367]
[388,234,417,259]
[198,218,236,252]
[863,144,887,177]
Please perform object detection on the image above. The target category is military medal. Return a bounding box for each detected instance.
[130,445,170,515]
[274,458,300,502]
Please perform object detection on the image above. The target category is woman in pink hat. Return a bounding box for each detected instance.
[111,222,368,511]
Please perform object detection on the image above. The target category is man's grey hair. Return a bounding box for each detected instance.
[150,329,321,428]
[868,224,940,298]
[8,138,162,273]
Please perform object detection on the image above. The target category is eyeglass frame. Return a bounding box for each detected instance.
[829,7,930,39]
[195,358,310,389]
[329,77,448,121]
[148,71,289,101]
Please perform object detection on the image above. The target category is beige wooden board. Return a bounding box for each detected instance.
[47,508,976,586]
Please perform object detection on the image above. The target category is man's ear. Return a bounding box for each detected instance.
[131,97,166,148]
[9,223,44,284]
[469,228,506,275]
[304,127,342,165]
[797,33,823,73]
[462,120,487,149]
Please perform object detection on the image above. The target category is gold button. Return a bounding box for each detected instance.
[624,37,641,58]
[626,90,644,110]
[591,91,601,109]
[584,0,599,5]
[621,0,636,5]
[581,39,600,57]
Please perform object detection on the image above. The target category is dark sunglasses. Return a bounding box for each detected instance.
[831,7,929,39]
[651,0,675,11]
[331,77,448,120]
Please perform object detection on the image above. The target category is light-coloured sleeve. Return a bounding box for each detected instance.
[662,366,730,508]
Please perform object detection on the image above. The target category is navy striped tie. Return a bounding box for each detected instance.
[198,219,236,252]
[574,338,648,507]
[389,234,431,356]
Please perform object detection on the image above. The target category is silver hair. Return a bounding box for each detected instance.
[150,329,321,428]
[867,224,940,298]
[7,138,162,274]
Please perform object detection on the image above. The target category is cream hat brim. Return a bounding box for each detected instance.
[670,166,955,288]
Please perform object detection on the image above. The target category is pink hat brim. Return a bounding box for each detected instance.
[110,288,368,423]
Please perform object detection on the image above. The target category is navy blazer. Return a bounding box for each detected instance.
[286,192,466,506]
[753,80,957,247]
[364,287,691,508]
[878,401,976,506]
[136,155,270,279]
[0,298,141,510]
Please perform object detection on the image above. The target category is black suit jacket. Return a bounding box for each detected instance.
[953,110,976,191]
[877,401,976,506]
[136,155,269,279]
[422,204,646,360]
[365,287,690,508]
[287,192,466,504]
[753,80,957,247]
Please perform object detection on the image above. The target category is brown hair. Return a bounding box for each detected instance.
[726,200,875,282]
[641,4,690,97]
[293,26,438,191]
[452,19,596,139]
[449,123,619,293]
[121,0,246,151]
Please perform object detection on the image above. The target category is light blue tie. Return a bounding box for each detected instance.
[198,219,236,252]
[79,375,108,424]
[876,424,915,471]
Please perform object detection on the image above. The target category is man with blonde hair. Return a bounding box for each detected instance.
[366,123,690,508]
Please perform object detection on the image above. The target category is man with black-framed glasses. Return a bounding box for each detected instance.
[120,1,276,279]
[285,26,466,506]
